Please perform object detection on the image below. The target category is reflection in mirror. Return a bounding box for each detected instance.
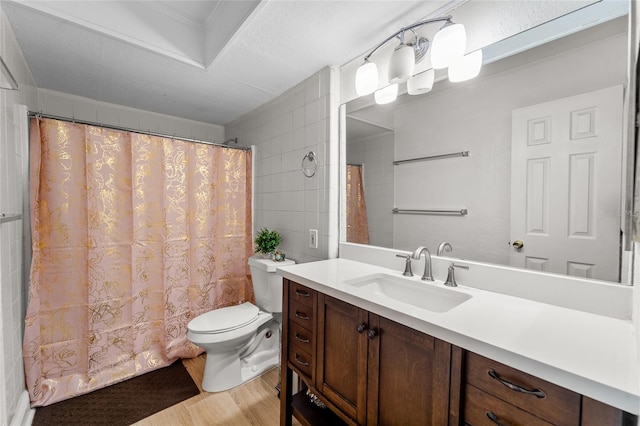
[343,8,631,283]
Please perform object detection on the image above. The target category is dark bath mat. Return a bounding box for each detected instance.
[32,360,200,425]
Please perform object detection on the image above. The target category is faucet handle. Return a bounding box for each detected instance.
[396,254,413,277]
[444,262,469,287]
[444,263,457,287]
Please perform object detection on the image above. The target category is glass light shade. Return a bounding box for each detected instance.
[374,84,398,105]
[448,50,483,82]
[388,44,415,84]
[431,22,466,69]
[407,69,435,95]
[355,61,378,96]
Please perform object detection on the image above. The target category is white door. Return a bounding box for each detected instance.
[510,85,623,281]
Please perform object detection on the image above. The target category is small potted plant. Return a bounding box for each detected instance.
[254,228,282,258]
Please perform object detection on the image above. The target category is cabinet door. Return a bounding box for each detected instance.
[317,294,369,424]
[367,315,452,426]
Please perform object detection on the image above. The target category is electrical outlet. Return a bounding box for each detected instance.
[309,229,318,249]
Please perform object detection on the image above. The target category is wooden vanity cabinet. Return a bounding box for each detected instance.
[315,293,453,425]
[280,279,637,426]
[281,280,452,426]
[453,348,637,426]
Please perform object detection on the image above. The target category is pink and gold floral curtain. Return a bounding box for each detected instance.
[24,118,253,406]
[346,165,369,244]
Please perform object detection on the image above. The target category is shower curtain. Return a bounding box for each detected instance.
[24,118,253,406]
[346,165,369,244]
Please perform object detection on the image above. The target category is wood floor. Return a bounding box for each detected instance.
[133,354,301,425]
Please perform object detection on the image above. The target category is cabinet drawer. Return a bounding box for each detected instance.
[289,321,313,351]
[289,299,315,331]
[289,282,315,307]
[464,384,553,426]
[465,352,580,426]
[288,341,313,379]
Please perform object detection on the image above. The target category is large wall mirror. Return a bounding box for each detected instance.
[340,1,633,284]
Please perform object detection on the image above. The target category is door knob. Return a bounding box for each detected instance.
[512,240,524,249]
[367,329,378,339]
[356,323,367,333]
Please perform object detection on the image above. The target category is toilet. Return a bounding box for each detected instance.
[187,255,295,392]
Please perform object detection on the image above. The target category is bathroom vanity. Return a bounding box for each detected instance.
[277,258,639,426]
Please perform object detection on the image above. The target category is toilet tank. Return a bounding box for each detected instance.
[248,256,295,313]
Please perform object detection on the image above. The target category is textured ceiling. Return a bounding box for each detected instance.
[3,0,456,125]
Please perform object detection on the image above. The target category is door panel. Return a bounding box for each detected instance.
[316,294,368,424]
[511,85,623,281]
[367,315,451,426]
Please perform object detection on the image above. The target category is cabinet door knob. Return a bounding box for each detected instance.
[356,323,367,333]
[367,329,378,339]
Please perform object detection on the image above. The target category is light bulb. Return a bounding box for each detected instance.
[407,69,435,95]
[374,84,398,105]
[448,50,483,82]
[355,60,378,96]
[431,22,466,69]
[388,44,415,84]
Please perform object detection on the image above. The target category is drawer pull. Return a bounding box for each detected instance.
[295,310,310,321]
[294,332,310,344]
[486,411,506,426]
[295,289,311,298]
[294,353,310,367]
[488,369,546,398]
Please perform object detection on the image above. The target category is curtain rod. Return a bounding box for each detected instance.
[28,111,250,151]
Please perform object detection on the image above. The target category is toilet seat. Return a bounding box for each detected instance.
[188,302,260,334]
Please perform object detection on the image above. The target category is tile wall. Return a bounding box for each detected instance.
[0,7,37,426]
[226,66,339,263]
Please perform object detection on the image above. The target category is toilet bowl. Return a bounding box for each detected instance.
[187,255,295,392]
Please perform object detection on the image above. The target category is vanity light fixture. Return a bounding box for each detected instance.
[374,83,399,104]
[407,68,435,95]
[354,15,480,102]
[355,58,378,96]
[430,21,466,69]
[388,32,416,84]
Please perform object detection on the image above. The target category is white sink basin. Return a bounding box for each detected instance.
[344,273,471,313]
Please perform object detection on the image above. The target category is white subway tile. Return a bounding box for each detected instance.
[293,87,306,109]
[292,106,305,130]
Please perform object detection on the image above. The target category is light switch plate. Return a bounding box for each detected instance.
[309,229,318,249]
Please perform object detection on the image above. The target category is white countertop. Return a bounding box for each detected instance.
[277,258,639,414]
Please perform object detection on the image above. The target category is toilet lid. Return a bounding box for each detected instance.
[188,302,259,334]
[248,255,295,272]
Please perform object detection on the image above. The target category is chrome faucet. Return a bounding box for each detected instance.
[395,254,413,277]
[411,247,434,281]
[437,242,453,256]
